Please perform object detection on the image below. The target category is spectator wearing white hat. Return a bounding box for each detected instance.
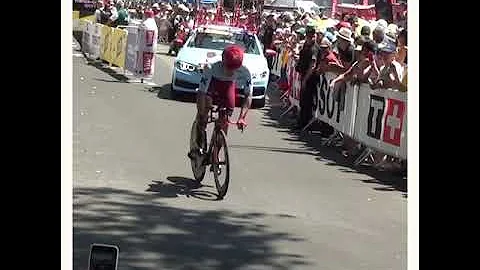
[152,3,161,16]
[335,27,355,70]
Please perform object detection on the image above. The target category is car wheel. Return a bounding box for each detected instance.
[252,98,266,109]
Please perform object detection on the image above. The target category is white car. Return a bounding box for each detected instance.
[170,24,270,108]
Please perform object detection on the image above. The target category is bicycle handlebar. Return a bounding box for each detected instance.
[207,106,246,133]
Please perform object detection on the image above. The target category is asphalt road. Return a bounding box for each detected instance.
[73,40,407,270]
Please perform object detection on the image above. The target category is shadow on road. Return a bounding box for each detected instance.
[229,144,318,157]
[146,177,219,201]
[149,83,197,103]
[156,51,175,57]
[261,90,407,197]
[74,186,310,269]
[95,78,129,83]
[86,61,130,82]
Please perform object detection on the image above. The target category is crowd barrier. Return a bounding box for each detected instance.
[271,46,407,160]
[78,19,157,80]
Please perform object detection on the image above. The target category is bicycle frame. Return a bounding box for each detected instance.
[202,106,230,166]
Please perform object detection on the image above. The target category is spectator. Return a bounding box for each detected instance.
[111,0,129,27]
[396,29,407,66]
[335,27,356,70]
[330,40,379,88]
[94,1,105,24]
[152,3,161,16]
[360,25,371,38]
[100,2,115,25]
[314,38,343,79]
[313,27,325,50]
[295,26,317,130]
[262,14,277,69]
[372,26,385,44]
[262,14,276,51]
[370,38,404,90]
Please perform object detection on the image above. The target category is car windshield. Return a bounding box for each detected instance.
[188,30,260,55]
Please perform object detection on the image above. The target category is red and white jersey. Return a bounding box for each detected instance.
[199,61,253,96]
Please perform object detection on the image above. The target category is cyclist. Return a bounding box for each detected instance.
[188,44,252,160]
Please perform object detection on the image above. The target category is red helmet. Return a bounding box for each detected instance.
[222,45,244,70]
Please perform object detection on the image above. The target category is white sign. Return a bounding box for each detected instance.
[312,72,358,136]
[137,23,158,79]
[353,84,407,159]
[89,23,102,59]
[125,26,140,76]
[82,21,93,55]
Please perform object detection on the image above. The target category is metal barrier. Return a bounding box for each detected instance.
[274,45,407,160]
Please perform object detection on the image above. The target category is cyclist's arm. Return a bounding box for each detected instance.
[197,65,213,116]
[238,68,253,121]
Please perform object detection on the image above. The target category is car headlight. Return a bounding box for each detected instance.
[176,61,196,72]
[252,71,268,80]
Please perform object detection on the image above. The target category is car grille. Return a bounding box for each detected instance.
[235,87,266,97]
[175,79,198,89]
[253,87,265,96]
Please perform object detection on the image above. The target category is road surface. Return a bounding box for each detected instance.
[72,39,407,270]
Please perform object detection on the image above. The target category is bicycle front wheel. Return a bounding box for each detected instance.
[190,120,207,183]
[212,129,230,199]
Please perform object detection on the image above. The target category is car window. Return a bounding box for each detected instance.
[188,31,260,55]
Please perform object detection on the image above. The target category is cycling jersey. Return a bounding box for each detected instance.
[198,61,253,111]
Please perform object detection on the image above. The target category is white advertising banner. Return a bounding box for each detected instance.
[313,72,358,137]
[81,21,93,55]
[287,58,301,109]
[124,26,141,76]
[353,85,407,159]
[89,23,102,59]
[137,22,158,79]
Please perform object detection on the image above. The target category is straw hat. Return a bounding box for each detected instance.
[336,27,353,43]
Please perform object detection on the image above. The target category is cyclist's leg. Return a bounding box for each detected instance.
[189,93,212,158]
[220,81,236,136]
[196,92,213,130]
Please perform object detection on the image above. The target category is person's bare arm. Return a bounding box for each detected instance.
[330,63,356,88]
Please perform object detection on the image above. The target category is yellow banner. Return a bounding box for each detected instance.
[100,25,113,62]
[79,19,90,29]
[73,11,79,20]
[110,28,128,68]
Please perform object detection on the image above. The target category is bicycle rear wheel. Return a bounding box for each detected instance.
[190,120,207,183]
[211,129,230,199]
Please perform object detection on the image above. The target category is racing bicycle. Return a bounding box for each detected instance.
[189,105,244,199]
